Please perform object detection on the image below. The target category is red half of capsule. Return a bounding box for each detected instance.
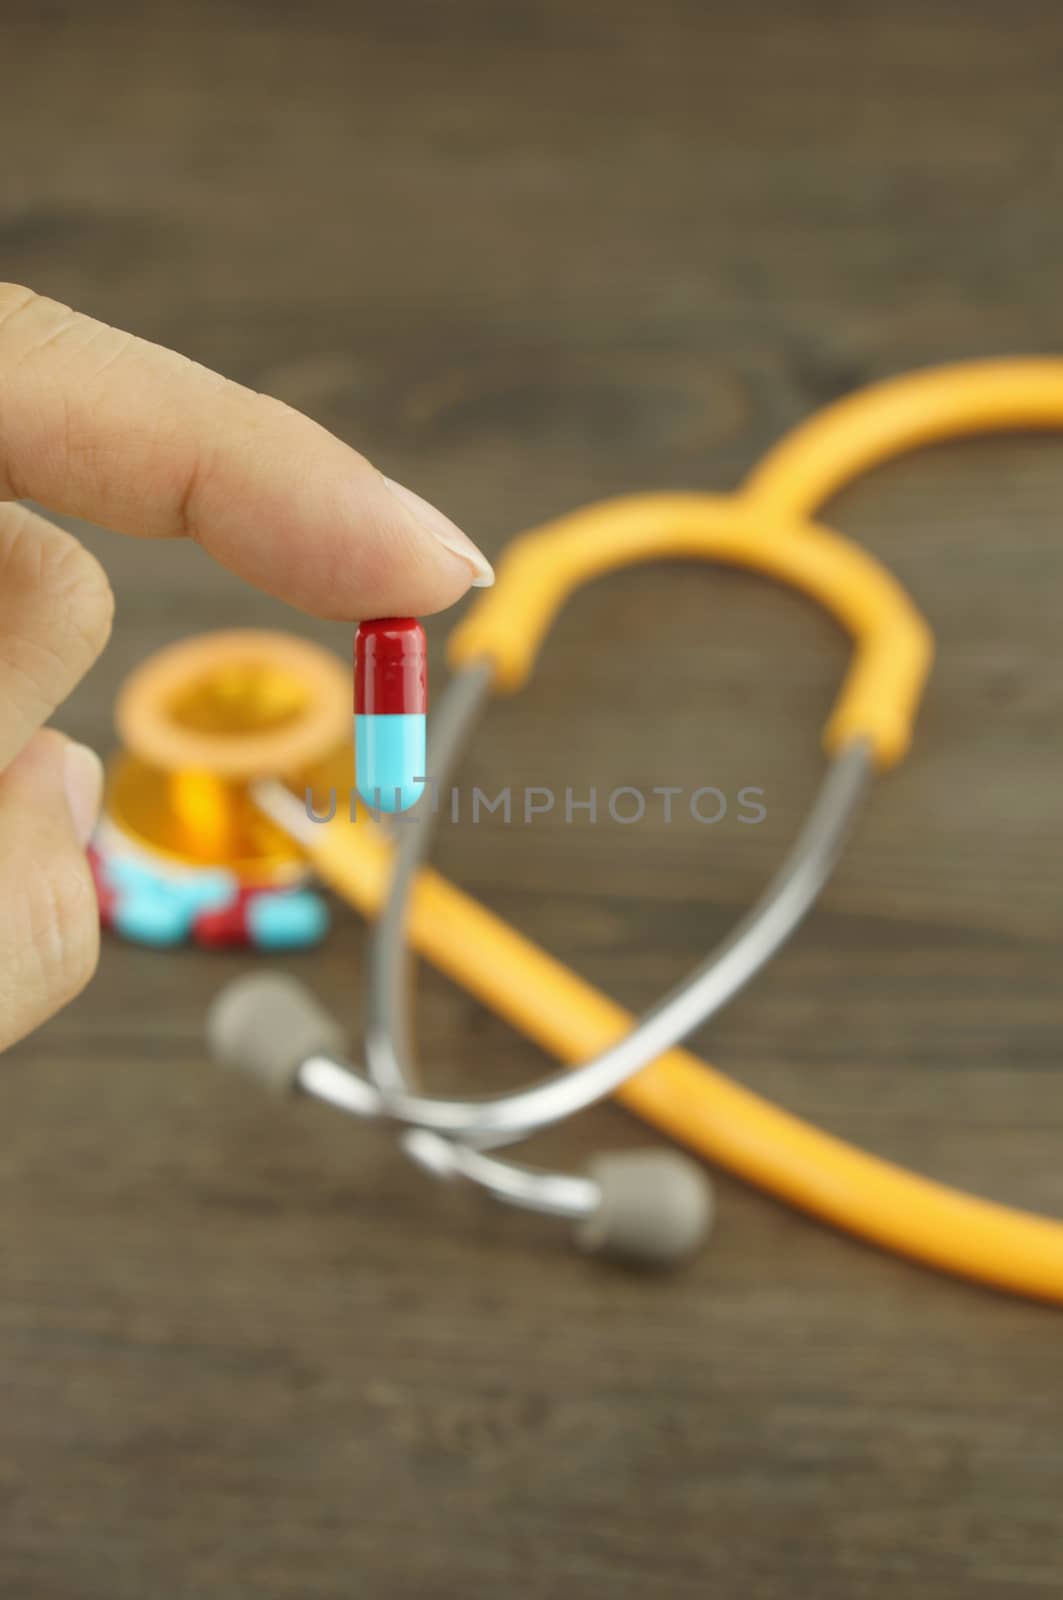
[354,617,427,715]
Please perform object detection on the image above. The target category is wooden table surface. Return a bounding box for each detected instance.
[4,3,1063,1595]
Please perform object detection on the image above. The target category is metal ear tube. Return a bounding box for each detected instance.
[207,960,713,1268]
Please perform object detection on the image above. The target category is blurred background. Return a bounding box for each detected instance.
[3,2,1063,1596]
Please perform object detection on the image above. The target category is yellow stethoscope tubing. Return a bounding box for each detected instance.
[746,357,1063,518]
[305,357,1063,1304]
[447,493,932,770]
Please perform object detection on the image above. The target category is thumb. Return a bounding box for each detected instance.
[0,730,104,1053]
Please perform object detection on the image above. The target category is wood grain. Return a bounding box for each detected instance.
[2,2,1063,1595]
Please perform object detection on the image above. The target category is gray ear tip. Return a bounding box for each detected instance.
[207,972,346,1096]
[574,1150,714,1270]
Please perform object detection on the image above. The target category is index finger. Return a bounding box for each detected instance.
[0,285,492,619]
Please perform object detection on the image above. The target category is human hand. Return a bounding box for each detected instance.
[0,283,493,1051]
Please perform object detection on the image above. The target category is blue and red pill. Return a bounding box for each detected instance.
[354,617,427,813]
[89,845,329,950]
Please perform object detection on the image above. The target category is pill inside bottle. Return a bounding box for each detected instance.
[354,618,428,813]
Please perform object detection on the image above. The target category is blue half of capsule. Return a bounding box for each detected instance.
[354,712,427,813]
[247,889,331,949]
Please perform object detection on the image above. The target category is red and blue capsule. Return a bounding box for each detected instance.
[354,618,427,813]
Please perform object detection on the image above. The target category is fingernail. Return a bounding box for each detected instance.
[63,741,104,848]
[382,477,494,588]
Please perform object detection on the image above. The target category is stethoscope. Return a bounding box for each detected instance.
[205,358,1063,1301]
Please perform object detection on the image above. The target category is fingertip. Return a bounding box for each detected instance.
[275,469,491,621]
[308,462,492,619]
[380,477,495,591]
